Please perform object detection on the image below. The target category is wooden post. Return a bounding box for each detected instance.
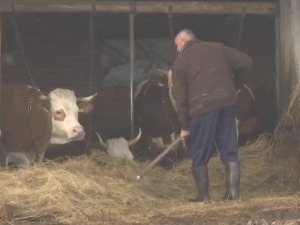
[275,15,281,122]
[291,0,300,84]
[0,13,2,134]
[0,13,2,108]
[278,0,300,113]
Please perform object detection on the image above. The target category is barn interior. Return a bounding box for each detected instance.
[1,5,277,150]
[4,1,300,225]
[1,9,276,89]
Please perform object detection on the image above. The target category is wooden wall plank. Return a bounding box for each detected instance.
[0,14,2,107]
[291,0,300,86]
[278,0,292,111]
[278,0,300,111]
[0,1,278,15]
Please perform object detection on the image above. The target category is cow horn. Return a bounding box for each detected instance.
[95,132,108,149]
[77,93,98,102]
[127,128,142,146]
[39,94,50,101]
[157,69,169,76]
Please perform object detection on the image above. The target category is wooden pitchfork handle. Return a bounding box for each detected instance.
[136,137,182,181]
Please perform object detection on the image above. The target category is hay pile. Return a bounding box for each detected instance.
[0,138,299,225]
[1,86,300,225]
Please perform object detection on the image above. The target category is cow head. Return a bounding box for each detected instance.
[148,69,177,112]
[95,128,142,160]
[149,72,169,88]
[49,88,97,144]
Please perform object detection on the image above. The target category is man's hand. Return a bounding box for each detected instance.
[180,129,190,140]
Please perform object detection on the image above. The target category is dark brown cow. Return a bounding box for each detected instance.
[79,85,133,140]
[238,77,276,144]
[133,72,186,169]
[134,69,262,161]
[0,84,96,167]
[236,84,259,144]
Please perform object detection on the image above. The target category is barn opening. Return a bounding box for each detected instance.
[1,12,276,84]
[0,1,278,158]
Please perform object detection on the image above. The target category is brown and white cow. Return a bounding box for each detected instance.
[45,85,141,161]
[0,84,97,167]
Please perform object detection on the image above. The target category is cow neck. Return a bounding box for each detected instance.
[161,90,179,133]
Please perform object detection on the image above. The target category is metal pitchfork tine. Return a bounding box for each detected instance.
[136,137,182,181]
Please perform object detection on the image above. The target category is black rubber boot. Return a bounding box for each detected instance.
[222,164,230,200]
[223,161,240,200]
[190,165,210,203]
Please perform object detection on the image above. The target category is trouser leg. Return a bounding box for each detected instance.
[214,106,240,200]
[188,111,219,202]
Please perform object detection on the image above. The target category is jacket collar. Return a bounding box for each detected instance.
[181,39,203,52]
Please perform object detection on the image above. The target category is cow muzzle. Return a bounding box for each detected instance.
[70,125,85,141]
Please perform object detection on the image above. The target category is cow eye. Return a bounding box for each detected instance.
[54,109,66,121]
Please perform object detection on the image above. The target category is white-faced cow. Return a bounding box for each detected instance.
[95,128,142,160]
[0,84,97,167]
[45,85,141,161]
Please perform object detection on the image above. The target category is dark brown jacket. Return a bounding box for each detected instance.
[172,39,252,129]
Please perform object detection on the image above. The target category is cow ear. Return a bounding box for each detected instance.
[77,93,97,114]
[78,101,95,114]
[157,69,169,75]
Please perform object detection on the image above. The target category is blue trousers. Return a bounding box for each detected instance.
[188,106,239,167]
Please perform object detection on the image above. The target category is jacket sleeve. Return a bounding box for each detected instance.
[223,45,253,88]
[172,57,189,130]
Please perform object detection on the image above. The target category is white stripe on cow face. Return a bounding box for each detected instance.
[134,79,150,99]
[106,138,134,160]
[49,88,85,144]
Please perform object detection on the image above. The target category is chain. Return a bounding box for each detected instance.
[26,94,39,157]
[85,3,96,153]
[161,90,181,166]
[162,91,179,133]
[10,10,37,90]
[10,9,40,155]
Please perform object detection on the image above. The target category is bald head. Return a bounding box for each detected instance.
[175,29,196,52]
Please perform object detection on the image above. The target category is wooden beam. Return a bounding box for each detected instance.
[0,1,278,15]
[291,0,300,84]
[0,13,2,128]
[277,0,300,112]
[0,13,2,106]
[129,13,135,138]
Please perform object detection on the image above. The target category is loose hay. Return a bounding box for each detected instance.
[2,85,300,224]
[0,142,299,225]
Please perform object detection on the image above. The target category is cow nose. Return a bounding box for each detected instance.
[71,125,85,139]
